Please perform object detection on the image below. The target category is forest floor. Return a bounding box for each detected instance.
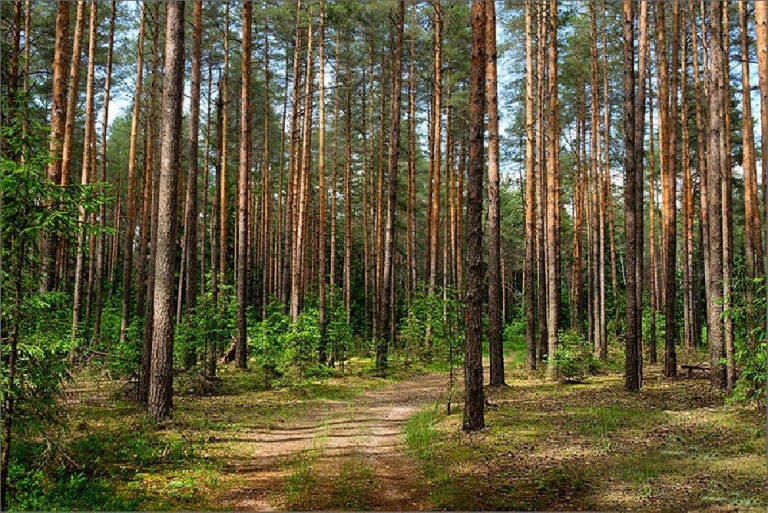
[47,343,767,511]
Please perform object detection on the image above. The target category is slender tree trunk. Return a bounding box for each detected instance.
[235,0,252,369]
[740,0,761,349]
[219,3,231,301]
[318,0,329,363]
[283,2,302,309]
[54,0,86,292]
[681,4,695,354]
[624,0,641,392]
[572,103,585,339]
[291,13,314,323]
[72,0,98,341]
[183,0,202,318]
[662,1,680,378]
[524,0,537,371]
[429,1,443,297]
[407,1,417,299]
[119,4,146,344]
[721,2,735,391]
[485,0,504,386]
[148,0,185,421]
[757,0,768,261]
[545,0,560,380]
[42,1,70,292]
[139,6,162,404]
[378,1,405,370]
[649,64,658,365]
[706,0,726,391]
[92,1,116,344]
[464,0,486,432]
[261,20,271,318]
[344,54,352,325]
[691,0,707,349]
[536,2,548,363]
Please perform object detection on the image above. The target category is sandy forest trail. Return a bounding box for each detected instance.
[215,372,449,511]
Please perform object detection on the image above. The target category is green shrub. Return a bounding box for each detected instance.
[552,330,599,382]
[249,301,290,387]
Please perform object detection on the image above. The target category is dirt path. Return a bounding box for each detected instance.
[216,372,448,511]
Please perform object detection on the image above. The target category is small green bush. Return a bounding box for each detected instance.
[552,330,599,382]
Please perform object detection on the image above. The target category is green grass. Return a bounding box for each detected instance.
[330,460,379,510]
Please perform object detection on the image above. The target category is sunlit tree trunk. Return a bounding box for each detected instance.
[524,0,537,371]
[486,0,504,386]
[119,3,146,344]
[235,0,252,369]
[41,0,70,292]
[739,0,762,349]
[72,0,98,341]
[545,0,560,380]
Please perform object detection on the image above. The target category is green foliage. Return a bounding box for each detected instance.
[249,301,289,386]
[552,330,599,382]
[326,285,353,365]
[283,309,322,380]
[176,290,236,372]
[249,303,325,385]
[732,337,766,408]
[731,279,767,409]
[399,290,463,365]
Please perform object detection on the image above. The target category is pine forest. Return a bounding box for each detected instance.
[1,0,767,510]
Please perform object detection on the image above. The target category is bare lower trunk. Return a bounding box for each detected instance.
[148,0,185,421]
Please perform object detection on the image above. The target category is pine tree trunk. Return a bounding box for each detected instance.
[219,3,230,299]
[464,0,486,432]
[739,0,762,350]
[545,0,560,380]
[486,0,504,386]
[183,0,202,319]
[235,0,252,369]
[706,0,726,391]
[624,0,641,392]
[72,0,98,341]
[92,0,116,344]
[148,0,185,422]
[317,0,329,363]
[524,0,537,371]
[378,1,405,371]
[119,3,146,344]
[41,1,70,292]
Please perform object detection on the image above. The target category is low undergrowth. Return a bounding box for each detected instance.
[403,365,767,511]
